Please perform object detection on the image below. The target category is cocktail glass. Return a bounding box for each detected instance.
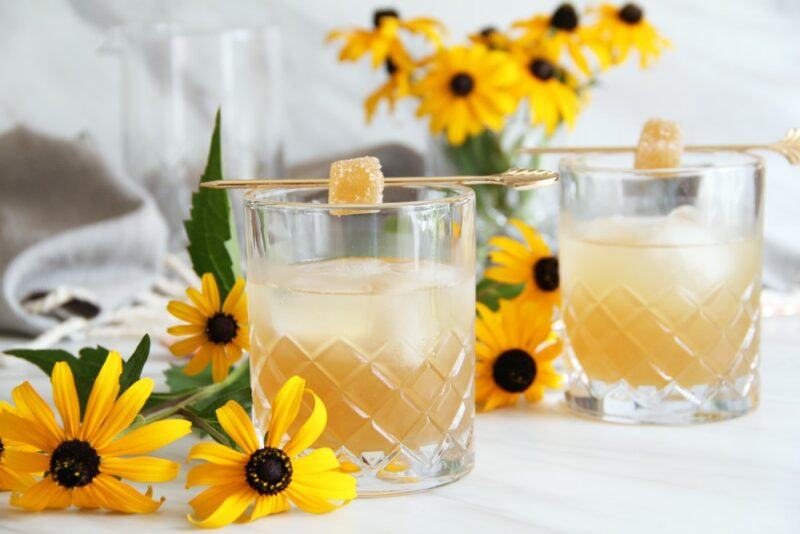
[244,185,475,495]
[559,151,763,424]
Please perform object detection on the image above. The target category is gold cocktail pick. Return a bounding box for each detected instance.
[201,168,559,191]
[519,128,800,165]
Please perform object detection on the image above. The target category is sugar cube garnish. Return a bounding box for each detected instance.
[634,119,683,170]
[328,156,384,208]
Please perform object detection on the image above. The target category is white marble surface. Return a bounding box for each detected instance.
[1,315,798,533]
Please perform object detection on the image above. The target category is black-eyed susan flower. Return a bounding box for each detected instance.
[593,3,671,67]
[0,352,191,512]
[185,376,356,528]
[485,218,561,310]
[365,59,413,122]
[513,3,609,76]
[0,402,38,492]
[468,26,513,51]
[476,298,562,411]
[327,8,442,69]
[414,44,520,145]
[512,46,581,135]
[167,273,249,383]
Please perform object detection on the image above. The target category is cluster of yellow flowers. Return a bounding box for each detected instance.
[0,355,355,527]
[476,219,564,411]
[329,3,670,145]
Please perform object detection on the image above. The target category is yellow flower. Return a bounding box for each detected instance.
[513,3,610,76]
[476,298,562,411]
[485,219,561,310]
[0,402,38,492]
[0,353,192,512]
[327,9,443,69]
[592,3,671,67]
[468,26,513,51]
[414,44,520,145]
[365,59,413,122]
[185,376,356,528]
[512,46,581,135]
[167,273,249,383]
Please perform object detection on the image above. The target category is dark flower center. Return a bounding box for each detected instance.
[385,58,398,75]
[373,8,399,27]
[493,349,537,393]
[206,313,238,344]
[245,447,293,495]
[533,256,559,292]
[0,437,5,460]
[480,26,497,38]
[529,59,555,81]
[449,73,475,97]
[619,3,643,24]
[550,3,579,31]
[50,439,101,488]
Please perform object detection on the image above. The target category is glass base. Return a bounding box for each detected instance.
[353,451,474,497]
[565,378,759,425]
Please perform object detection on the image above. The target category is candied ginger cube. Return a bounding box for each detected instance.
[635,119,683,170]
[329,156,384,205]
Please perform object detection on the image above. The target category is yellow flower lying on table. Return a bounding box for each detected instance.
[414,44,520,145]
[485,218,561,311]
[592,3,671,67]
[0,352,191,512]
[0,402,38,492]
[186,376,356,528]
[167,273,249,383]
[476,298,563,412]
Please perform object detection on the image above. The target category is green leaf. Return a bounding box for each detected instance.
[120,335,150,393]
[183,109,242,300]
[164,362,213,391]
[4,335,152,414]
[476,278,525,311]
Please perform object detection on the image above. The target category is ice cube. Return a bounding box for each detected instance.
[634,119,683,170]
[328,156,384,205]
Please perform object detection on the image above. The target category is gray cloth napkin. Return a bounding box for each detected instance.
[0,126,167,335]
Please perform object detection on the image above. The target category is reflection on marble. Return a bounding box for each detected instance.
[0,315,798,532]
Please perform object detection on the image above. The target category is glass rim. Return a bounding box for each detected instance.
[559,149,764,176]
[243,184,475,211]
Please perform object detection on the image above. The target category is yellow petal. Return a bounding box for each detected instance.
[0,465,36,492]
[100,419,191,457]
[10,477,71,511]
[201,273,221,311]
[188,487,254,528]
[79,351,122,442]
[211,347,230,383]
[283,390,326,457]
[266,376,305,449]
[185,345,213,376]
[12,382,64,450]
[101,456,180,482]
[170,334,208,357]
[484,266,526,285]
[188,442,248,466]
[71,484,104,510]
[249,494,290,521]
[188,482,248,519]
[0,409,54,451]
[216,401,260,454]
[509,218,551,256]
[186,463,245,488]
[292,448,340,475]
[222,278,247,315]
[167,324,205,336]
[285,484,347,514]
[91,474,163,513]
[52,361,81,438]
[167,300,207,325]
[291,472,357,500]
[92,378,154,450]
[2,449,49,472]
[488,235,532,260]
[187,287,215,317]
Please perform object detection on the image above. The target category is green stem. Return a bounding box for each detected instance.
[177,407,231,445]
[134,361,250,428]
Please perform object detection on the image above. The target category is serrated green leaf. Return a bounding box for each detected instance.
[184,110,242,299]
[120,335,150,393]
[476,278,525,311]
